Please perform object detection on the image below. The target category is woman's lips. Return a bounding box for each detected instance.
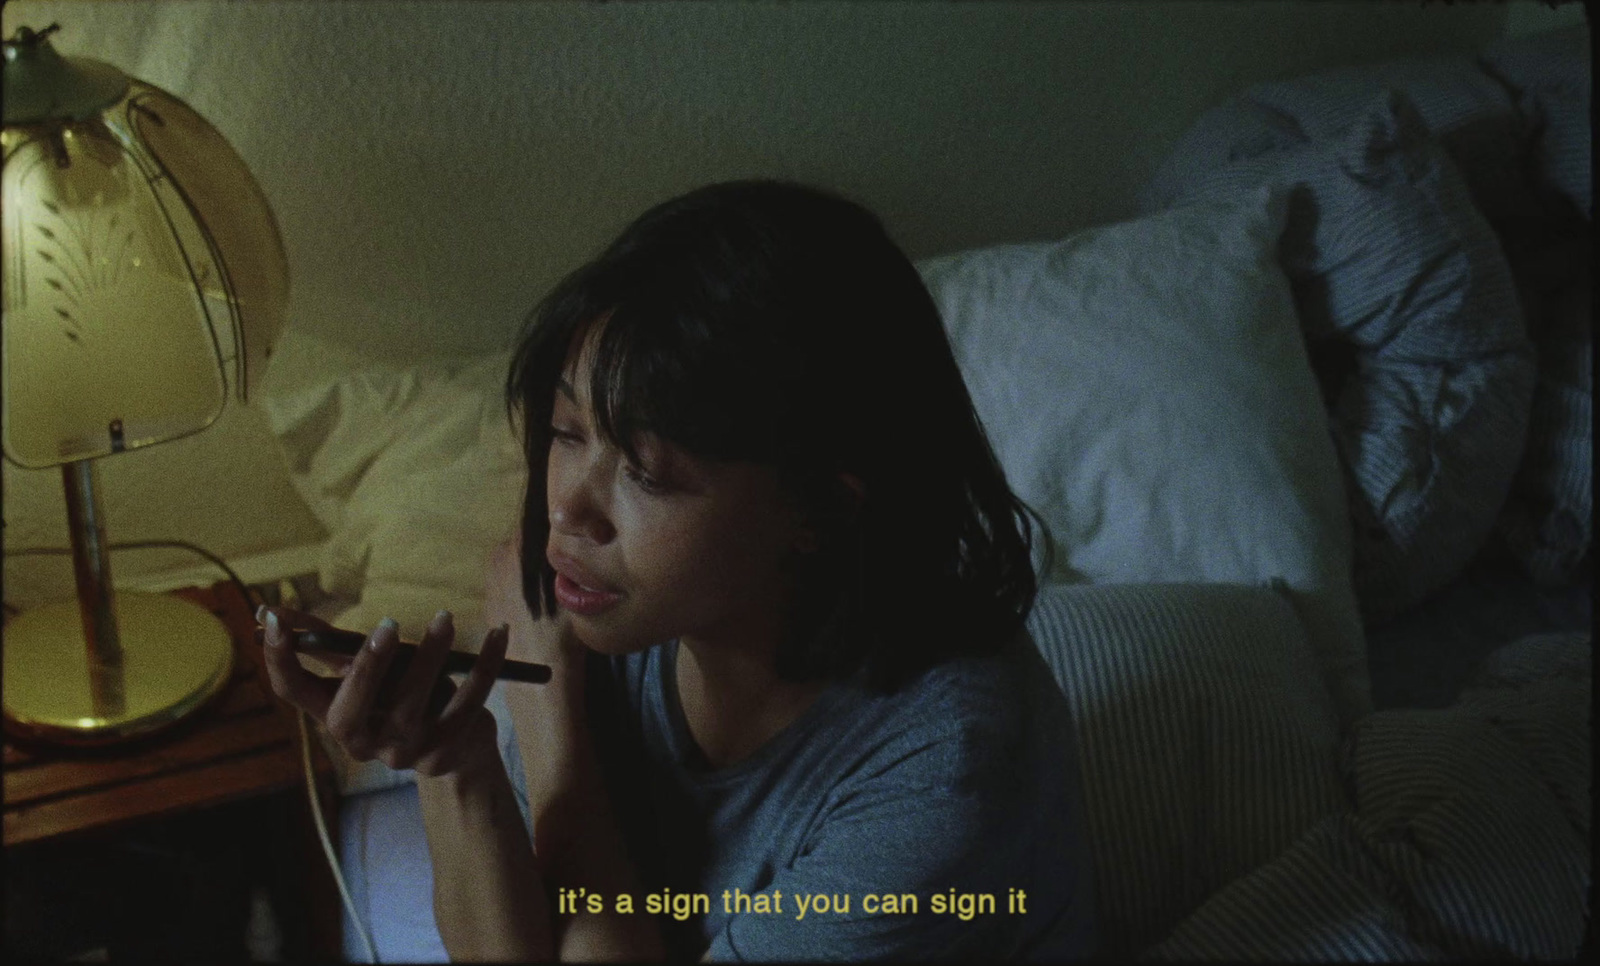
[553,571,622,616]
[547,552,618,591]
[547,552,623,616]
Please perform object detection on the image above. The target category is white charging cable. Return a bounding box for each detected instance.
[298,709,380,964]
[4,545,386,961]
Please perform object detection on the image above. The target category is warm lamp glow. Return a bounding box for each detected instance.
[2,119,228,466]
[1,23,286,745]
[1,43,289,469]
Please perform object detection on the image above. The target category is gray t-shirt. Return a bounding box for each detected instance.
[583,629,1098,961]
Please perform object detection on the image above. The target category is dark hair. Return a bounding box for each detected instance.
[506,180,1053,692]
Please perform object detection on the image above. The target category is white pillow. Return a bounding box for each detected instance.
[917,186,1371,728]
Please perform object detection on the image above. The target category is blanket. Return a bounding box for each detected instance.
[1149,631,1592,960]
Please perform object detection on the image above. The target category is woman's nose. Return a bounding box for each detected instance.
[549,467,615,544]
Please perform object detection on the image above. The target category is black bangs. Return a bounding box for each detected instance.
[571,212,819,473]
[587,298,792,472]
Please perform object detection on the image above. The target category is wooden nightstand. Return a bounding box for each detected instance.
[3,581,344,958]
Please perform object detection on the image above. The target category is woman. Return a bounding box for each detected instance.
[261,180,1096,961]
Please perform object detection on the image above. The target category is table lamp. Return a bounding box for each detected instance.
[2,24,288,744]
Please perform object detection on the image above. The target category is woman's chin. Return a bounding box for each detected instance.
[566,613,667,657]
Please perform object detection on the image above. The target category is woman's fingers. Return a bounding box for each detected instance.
[322,618,405,754]
[258,606,339,720]
[259,604,505,774]
[390,610,457,727]
[439,624,510,724]
[408,623,509,775]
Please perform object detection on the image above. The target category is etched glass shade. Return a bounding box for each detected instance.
[2,53,288,469]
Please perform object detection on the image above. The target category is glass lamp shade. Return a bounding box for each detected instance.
[2,31,289,469]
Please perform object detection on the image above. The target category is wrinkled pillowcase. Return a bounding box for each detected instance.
[263,350,525,611]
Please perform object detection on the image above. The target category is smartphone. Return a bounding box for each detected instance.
[258,625,551,684]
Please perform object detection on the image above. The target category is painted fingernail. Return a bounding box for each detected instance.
[255,604,267,625]
[371,617,398,651]
[265,610,282,645]
[432,609,453,629]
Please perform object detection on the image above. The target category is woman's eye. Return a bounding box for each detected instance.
[549,425,582,445]
[624,463,668,495]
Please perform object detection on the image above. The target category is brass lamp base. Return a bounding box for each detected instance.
[3,592,234,745]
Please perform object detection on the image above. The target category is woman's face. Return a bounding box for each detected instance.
[544,326,810,657]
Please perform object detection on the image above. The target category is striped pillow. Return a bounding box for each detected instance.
[1024,581,1345,958]
[1144,89,1536,625]
[1138,52,1544,225]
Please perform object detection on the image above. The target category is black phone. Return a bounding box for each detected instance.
[257,625,551,684]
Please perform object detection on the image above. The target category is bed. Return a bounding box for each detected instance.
[251,25,1592,962]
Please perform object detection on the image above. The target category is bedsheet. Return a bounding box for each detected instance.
[1150,630,1592,960]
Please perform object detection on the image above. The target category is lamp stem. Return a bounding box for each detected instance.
[61,459,125,719]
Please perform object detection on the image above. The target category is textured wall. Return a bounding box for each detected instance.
[2,0,1508,604]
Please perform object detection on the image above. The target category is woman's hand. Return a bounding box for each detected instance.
[482,536,663,961]
[258,605,510,778]
[485,535,600,854]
